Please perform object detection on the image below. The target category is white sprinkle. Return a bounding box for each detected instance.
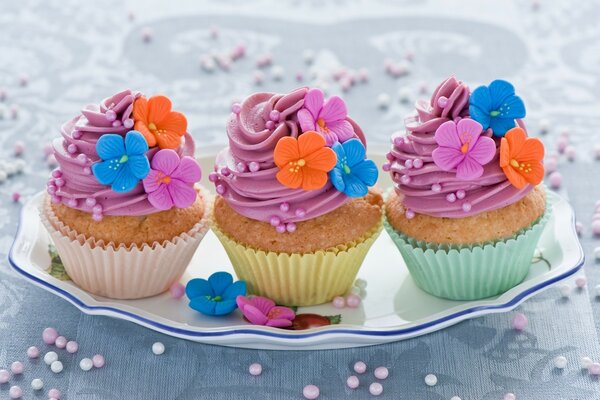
[354,279,367,290]
[377,93,391,109]
[44,351,58,365]
[31,378,43,391]
[558,284,571,298]
[302,49,315,64]
[50,360,63,373]
[451,397,462,400]
[554,356,567,369]
[271,66,284,81]
[594,247,600,261]
[152,342,165,355]
[424,374,437,386]
[594,285,600,297]
[398,87,412,104]
[79,358,93,371]
[581,357,593,369]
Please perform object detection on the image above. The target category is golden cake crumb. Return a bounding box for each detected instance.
[386,185,546,245]
[214,190,383,253]
[50,194,205,247]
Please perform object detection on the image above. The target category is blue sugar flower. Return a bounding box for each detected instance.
[185,272,247,316]
[469,79,526,137]
[92,131,150,193]
[328,138,378,198]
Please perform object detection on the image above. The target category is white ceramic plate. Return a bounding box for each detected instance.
[9,151,584,350]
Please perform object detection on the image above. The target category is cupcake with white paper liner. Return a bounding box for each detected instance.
[210,87,383,306]
[383,77,549,300]
[42,90,209,299]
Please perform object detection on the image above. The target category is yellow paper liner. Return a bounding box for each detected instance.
[211,215,383,306]
[40,188,212,300]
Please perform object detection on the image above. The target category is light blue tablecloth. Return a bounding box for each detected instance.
[1,0,600,398]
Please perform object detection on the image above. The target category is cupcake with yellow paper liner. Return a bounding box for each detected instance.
[210,87,382,306]
[42,90,210,299]
[383,77,550,300]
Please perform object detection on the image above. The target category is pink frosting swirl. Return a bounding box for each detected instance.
[213,87,366,223]
[387,77,532,218]
[48,89,195,216]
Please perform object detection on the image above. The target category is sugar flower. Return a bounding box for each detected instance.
[236,295,296,328]
[92,131,150,193]
[273,130,337,191]
[469,79,526,137]
[133,95,187,149]
[186,272,247,316]
[297,88,355,146]
[431,118,496,180]
[142,149,201,210]
[499,127,544,189]
[329,138,378,197]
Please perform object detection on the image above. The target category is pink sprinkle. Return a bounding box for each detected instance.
[446,193,456,203]
[279,202,290,212]
[249,162,260,172]
[42,328,58,345]
[276,224,286,234]
[27,346,39,359]
[14,141,25,156]
[141,28,153,42]
[10,362,23,375]
[208,172,218,183]
[431,183,442,192]
[66,341,79,354]
[92,204,103,214]
[512,312,528,331]
[589,362,600,375]
[405,209,415,219]
[236,162,247,172]
[382,163,391,172]
[303,384,319,399]
[170,282,185,299]
[548,171,562,189]
[0,369,9,383]
[413,159,423,169]
[295,72,304,82]
[295,208,306,218]
[404,159,413,168]
[105,109,117,122]
[592,220,600,236]
[265,120,275,130]
[437,96,448,108]
[55,336,67,349]
[269,110,280,122]
[346,375,359,389]
[556,137,568,153]
[332,296,345,309]
[354,361,367,374]
[12,192,20,202]
[576,276,587,288]
[231,103,241,114]
[286,222,297,233]
[400,175,411,185]
[249,363,262,376]
[565,145,576,161]
[456,190,466,199]
[123,118,134,129]
[216,184,226,195]
[92,213,103,222]
[270,216,281,227]
[504,394,516,400]
[369,382,383,396]
[48,388,61,399]
[43,143,54,156]
[92,354,105,368]
[346,294,361,308]
[374,366,389,380]
[85,197,97,207]
[9,385,22,399]
[545,158,557,173]
[462,202,472,212]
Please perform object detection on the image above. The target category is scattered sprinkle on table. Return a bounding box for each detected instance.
[332,296,345,308]
[303,384,319,399]
[27,346,39,359]
[0,369,10,383]
[558,284,571,298]
[369,382,383,396]
[581,357,593,369]
[10,361,23,375]
[554,356,567,369]
[9,385,22,399]
[92,354,105,368]
[575,276,587,288]
[354,361,367,374]
[504,393,516,400]
[152,342,165,355]
[589,362,600,375]
[169,283,185,299]
[55,336,67,349]
[44,352,58,365]
[50,360,63,373]
[512,313,528,331]
[374,366,389,380]
[424,374,437,386]
[66,341,78,354]
[31,378,44,391]
[451,397,462,400]
[346,294,361,308]
[48,388,61,399]
[248,363,262,376]
[42,328,58,345]
[346,375,359,389]
[80,358,93,371]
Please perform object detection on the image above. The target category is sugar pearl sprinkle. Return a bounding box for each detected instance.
[554,356,568,369]
[0,369,10,384]
[346,375,359,389]
[44,351,58,365]
[10,361,23,375]
[31,378,44,391]
[424,373,437,386]
[512,312,528,331]
[9,386,22,399]
[303,384,320,399]
[374,366,389,380]
[152,342,165,355]
[92,354,105,368]
[50,361,63,374]
[353,361,367,374]
[369,382,383,396]
[249,363,262,376]
[79,358,93,371]
[48,388,61,399]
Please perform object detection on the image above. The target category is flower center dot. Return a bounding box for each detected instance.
[212,295,222,302]
[317,118,329,132]
[148,122,157,131]
[460,142,469,154]
[119,155,128,163]
[297,159,306,167]
[510,159,520,168]
[490,110,500,117]
[343,164,351,174]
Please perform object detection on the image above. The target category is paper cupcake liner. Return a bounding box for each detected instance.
[385,199,553,301]
[40,188,212,300]
[211,216,383,306]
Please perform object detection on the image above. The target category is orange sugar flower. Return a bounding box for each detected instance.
[499,127,545,189]
[274,131,337,191]
[133,95,187,149]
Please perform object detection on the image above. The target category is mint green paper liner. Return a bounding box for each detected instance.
[385,201,553,301]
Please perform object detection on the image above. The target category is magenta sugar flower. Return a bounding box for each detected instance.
[236,295,296,328]
[142,149,201,210]
[297,88,355,146]
[431,118,496,180]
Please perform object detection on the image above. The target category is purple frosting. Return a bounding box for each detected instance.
[48,89,195,217]
[387,77,532,218]
[213,87,366,224]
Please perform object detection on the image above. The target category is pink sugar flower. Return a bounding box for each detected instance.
[431,118,496,180]
[142,149,201,210]
[297,88,355,146]
[236,295,296,328]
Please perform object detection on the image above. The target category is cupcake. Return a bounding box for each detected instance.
[384,77,548,300]
[42,90,209,299]
[211,87,383,306]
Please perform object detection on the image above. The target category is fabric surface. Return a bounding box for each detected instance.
[1,0,600,398]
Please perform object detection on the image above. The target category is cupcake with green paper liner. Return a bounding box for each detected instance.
[383,76,549,300]
[41,90,210,299]
[210,87,383,307]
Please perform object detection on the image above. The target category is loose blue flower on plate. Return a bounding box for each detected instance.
[186,272,247,316]
[328,138,378,197]
[469,79,526,137]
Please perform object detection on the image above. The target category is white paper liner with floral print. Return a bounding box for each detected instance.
[385,198,552,301]
[212,216,383,307]
[40,189,212,300]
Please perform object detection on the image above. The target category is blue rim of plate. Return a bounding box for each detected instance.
[7,192,584,341]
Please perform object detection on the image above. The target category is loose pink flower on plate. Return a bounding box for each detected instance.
[297,88,355,146]
[236,295,296,328]
[431,118,496,180]
[142,149,201,210]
